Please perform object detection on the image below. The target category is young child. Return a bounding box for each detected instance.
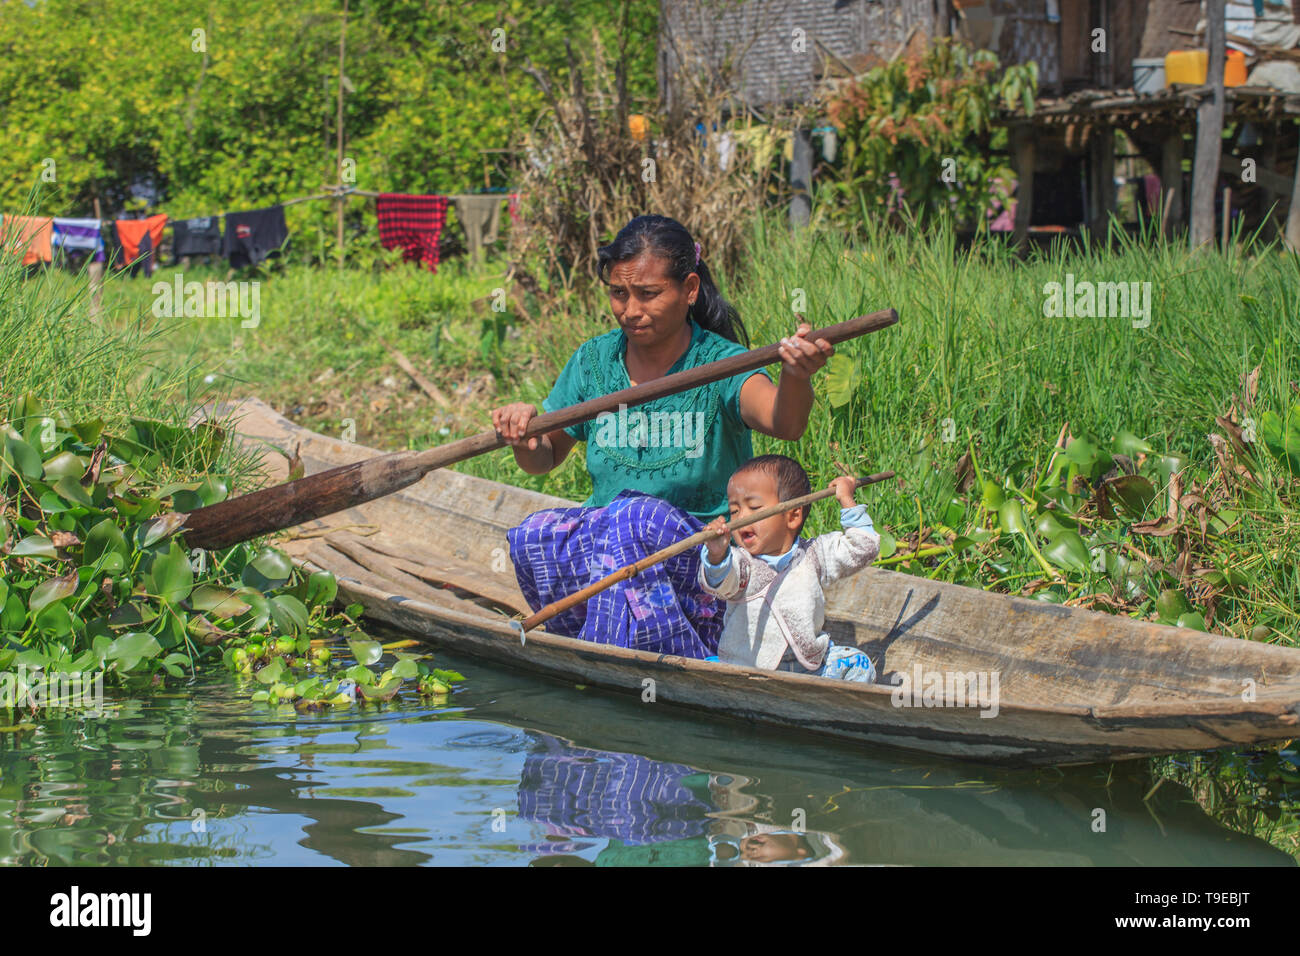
[697,455,880,682]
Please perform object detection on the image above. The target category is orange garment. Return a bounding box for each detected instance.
[2,215,54,265]
[114,214,168,264]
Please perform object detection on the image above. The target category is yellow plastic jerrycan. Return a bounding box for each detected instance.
[1165,49,1248,87]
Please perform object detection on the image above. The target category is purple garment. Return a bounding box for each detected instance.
[506,491,723,658]
[516,733,713,852]
[51,218,105,262]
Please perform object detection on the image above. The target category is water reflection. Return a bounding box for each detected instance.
[514,732,850,865]
[0,646,1294,867]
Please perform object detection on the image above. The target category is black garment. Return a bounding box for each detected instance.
[173,216,223,260]
[222,205,289,269]
[133,230,153,277]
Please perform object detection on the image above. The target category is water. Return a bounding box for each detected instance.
[0,642,1294,866]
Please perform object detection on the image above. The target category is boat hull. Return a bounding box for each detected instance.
[215,398,1300,767]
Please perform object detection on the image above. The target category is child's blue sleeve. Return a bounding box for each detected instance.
[840,504,874,531]
[698,544,732,587]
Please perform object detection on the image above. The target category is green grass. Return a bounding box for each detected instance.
[49,211,1300,647]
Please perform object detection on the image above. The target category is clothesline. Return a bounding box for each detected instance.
[3,188,521,276]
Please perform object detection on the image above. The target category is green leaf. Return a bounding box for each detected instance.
[29,573,78,614]
[876,529,896,559]
[1114,430,1154,457]
[997,501,1029,535]
[2,594,27,631]
[980,480,1005,511]
[1105,475,1157,517]
[1034,510,1074,538]
[1175,612,1207,631]
[348,638,383,666]
[12,535,56,558]
[822,353,860,409]
[268,594,309,635]
[304,570,338,609]
[189,585,250,617]
[33,601,74,637]
[233,587,271,630]
[42,451,86,479]
[392,658,419,679]
[254,657,285,685]
[3,435,43,479]
[136,512,187,548]
[84,519,129,570]
[105,631,162,671]
[242,547,293,591]
[1155,589,1191,621]
[172,477,229,511]
[1042,530,1089,574]
[148,543,194,605]
[345,663,377,686]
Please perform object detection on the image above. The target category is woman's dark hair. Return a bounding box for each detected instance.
[733,454,813,530]
[597,214,749,346]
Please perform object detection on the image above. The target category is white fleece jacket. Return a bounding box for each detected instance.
[697,518,881,671]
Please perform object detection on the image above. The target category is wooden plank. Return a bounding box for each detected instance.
[332,531,532,615]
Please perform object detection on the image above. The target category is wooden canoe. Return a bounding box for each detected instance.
[216,398,1300,768]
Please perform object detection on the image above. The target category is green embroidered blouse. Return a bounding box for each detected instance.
[541,320,769,520]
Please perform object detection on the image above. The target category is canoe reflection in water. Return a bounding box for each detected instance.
[517,732,848,866]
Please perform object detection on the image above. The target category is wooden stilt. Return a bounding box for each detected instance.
[1012,127,1035,250]
[1190,0,1226,249]
[789,127,813,229]
[1161,131,1184,236]
[1088,126,1115,238]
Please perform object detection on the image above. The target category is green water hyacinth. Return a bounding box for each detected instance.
[0,392,345,692]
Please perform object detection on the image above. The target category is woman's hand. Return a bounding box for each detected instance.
[776,322,834,381]
[829,476,858,509]
[704,516,731,563]
[739,323,834,440]
[492,402,542,450]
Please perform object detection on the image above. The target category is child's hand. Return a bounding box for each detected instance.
[704,517,731,563]
[829,476,858,508]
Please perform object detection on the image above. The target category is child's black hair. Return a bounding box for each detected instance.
[731,454,813,531]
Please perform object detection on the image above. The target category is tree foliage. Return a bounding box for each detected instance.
[821,39,1037,231]
[0,0,658,260]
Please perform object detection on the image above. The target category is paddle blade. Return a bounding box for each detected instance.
[182,450,427,550]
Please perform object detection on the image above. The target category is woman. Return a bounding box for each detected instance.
[491,215,832,658]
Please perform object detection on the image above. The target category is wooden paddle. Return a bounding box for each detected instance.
[512,470,895,641]
[181,308,897,550]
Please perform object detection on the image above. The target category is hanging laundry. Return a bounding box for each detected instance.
[377,193,448,272]
[173,216,223,261]
[451,194,502,262]
[114,215,168,276]
[2,215,54,266]
[51,218,105,262]
[223,205,289,269]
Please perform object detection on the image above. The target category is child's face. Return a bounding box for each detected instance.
[726,469,804,557]
[740,833,811,863]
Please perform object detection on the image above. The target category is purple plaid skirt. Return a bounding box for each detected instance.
[506,492,723,658]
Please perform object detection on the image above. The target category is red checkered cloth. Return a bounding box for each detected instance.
[376,193,448,271]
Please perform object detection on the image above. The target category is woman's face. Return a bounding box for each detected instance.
[606,252,700,349]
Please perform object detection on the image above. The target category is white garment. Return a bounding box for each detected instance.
[698,523,880,671]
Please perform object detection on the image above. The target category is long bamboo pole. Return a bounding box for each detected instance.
[513,470,895,641]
